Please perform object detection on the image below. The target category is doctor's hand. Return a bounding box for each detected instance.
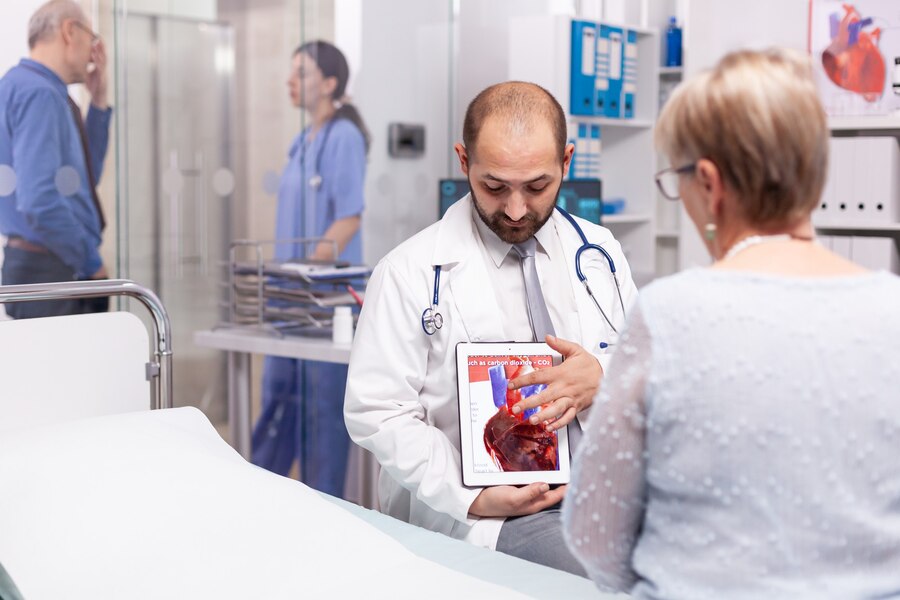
[508,335,602,432]
[469,483,567,518]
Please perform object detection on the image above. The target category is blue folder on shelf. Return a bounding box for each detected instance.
[599,24,624,118]
[623,30,638,118]
[570,20,597,115]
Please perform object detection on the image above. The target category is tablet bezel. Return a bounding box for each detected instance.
[456,341,570,487]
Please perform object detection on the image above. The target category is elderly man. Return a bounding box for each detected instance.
[0,0,111,318]
[344,81,638,575]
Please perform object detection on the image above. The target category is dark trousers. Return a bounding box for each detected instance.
[1,246,108,319]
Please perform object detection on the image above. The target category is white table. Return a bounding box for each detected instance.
[192,328,381,506]
[194,328,351,458]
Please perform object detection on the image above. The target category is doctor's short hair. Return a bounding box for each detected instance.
[28,0,85,49]
[462,81,567,161]
[655,48,828,228]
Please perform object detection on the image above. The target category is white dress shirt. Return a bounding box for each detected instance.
[472,208,578,343]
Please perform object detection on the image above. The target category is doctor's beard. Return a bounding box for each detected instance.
[470,181,561,245]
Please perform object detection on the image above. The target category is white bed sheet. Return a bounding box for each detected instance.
[0,408,620,599]
[0,408,544,599]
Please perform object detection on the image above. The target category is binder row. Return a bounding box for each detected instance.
[569,122,601,180]
[570,20,639,119]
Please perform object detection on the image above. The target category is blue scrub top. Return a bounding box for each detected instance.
[275,118,366,264]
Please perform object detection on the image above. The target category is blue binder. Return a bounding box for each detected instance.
[570,20,597,115]
[569,122,601,181]
[599,25,624,118]
[622,30,638,118]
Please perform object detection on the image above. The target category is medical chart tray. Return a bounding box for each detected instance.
[219,238,370,337]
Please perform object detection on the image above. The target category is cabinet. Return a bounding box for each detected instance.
[814,117,900,273]
[509,15,661,286]
[655,65,684,277]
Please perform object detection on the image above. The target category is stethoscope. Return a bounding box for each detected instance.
[421,206,627,345]
[303,119,335,189]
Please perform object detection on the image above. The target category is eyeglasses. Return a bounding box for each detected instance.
[654,162,696,200]
[72,20,101,45]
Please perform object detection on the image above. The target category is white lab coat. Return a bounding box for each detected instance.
[344,195,639,549]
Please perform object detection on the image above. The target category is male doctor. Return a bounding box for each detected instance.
[344,82,638,575]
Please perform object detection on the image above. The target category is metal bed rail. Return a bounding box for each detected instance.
[0,279,173,410]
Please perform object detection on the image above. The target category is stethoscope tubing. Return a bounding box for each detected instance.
[421,265,443,335]
[303,119,336,189]
[422,206,626,337]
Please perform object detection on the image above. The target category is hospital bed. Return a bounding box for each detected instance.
[0,280,620,600]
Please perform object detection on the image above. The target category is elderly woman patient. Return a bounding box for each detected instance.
[562,48,900,599]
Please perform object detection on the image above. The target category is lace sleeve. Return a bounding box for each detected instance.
[562,301,652,591]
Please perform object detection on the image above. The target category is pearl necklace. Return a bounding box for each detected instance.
[721,234,794,261]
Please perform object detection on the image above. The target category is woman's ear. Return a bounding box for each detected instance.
[322,75,339,100]
[695,158,725,221]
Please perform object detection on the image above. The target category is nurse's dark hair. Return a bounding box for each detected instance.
[462,81,567,162]
[296,40,370,154]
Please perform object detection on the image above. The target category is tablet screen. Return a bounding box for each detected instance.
[457,342,570,486]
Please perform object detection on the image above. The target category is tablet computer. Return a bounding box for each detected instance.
[456,342,570,487]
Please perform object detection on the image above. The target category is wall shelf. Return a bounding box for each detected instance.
[815,222,900,236]
[828,115,900,131]
[572,116,654,129]
[603,213,653,225]
[509,14,661,279]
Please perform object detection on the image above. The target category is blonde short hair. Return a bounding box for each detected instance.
[655,48,828,227]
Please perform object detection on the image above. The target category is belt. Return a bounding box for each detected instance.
[5,236,51,254]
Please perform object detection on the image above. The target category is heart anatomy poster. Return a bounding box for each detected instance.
[810,1,900,116]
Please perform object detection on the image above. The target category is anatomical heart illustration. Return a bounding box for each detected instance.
[821,4,885,101]
[811,1,900,115]
[466,354,559,474]
[484,359,558,472]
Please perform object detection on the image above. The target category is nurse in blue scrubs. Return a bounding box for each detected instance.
[252,40,369,497]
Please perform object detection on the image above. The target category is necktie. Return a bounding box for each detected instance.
[512,237,583,453]
[67,96,106,231]
[512,237,555,342]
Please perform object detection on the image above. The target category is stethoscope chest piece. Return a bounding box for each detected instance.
[421,307,443,335]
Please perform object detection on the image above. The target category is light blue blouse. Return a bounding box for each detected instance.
[275,118,365,264]
[564,268,900,599]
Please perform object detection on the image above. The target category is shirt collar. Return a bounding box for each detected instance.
[19,58,67,91]
[472,205,554,268]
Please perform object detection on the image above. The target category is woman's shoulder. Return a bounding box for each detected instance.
[329,118,365,142]
[638,267,900,314]
[638,268,708,301]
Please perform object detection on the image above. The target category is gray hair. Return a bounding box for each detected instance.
[28,0,86,49]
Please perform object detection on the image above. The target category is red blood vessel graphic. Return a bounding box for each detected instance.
[821,4,885,102]
[483,357,558,472]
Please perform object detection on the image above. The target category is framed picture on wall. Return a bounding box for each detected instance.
[809,0,900,116]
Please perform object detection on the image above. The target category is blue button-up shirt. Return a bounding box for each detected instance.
[0,58,112,277]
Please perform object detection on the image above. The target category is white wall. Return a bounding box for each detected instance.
[677,0,809,269]
[346,0,453,265]
[453,0,577,148]
[123,0,216,20]
[0,1,45,75]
